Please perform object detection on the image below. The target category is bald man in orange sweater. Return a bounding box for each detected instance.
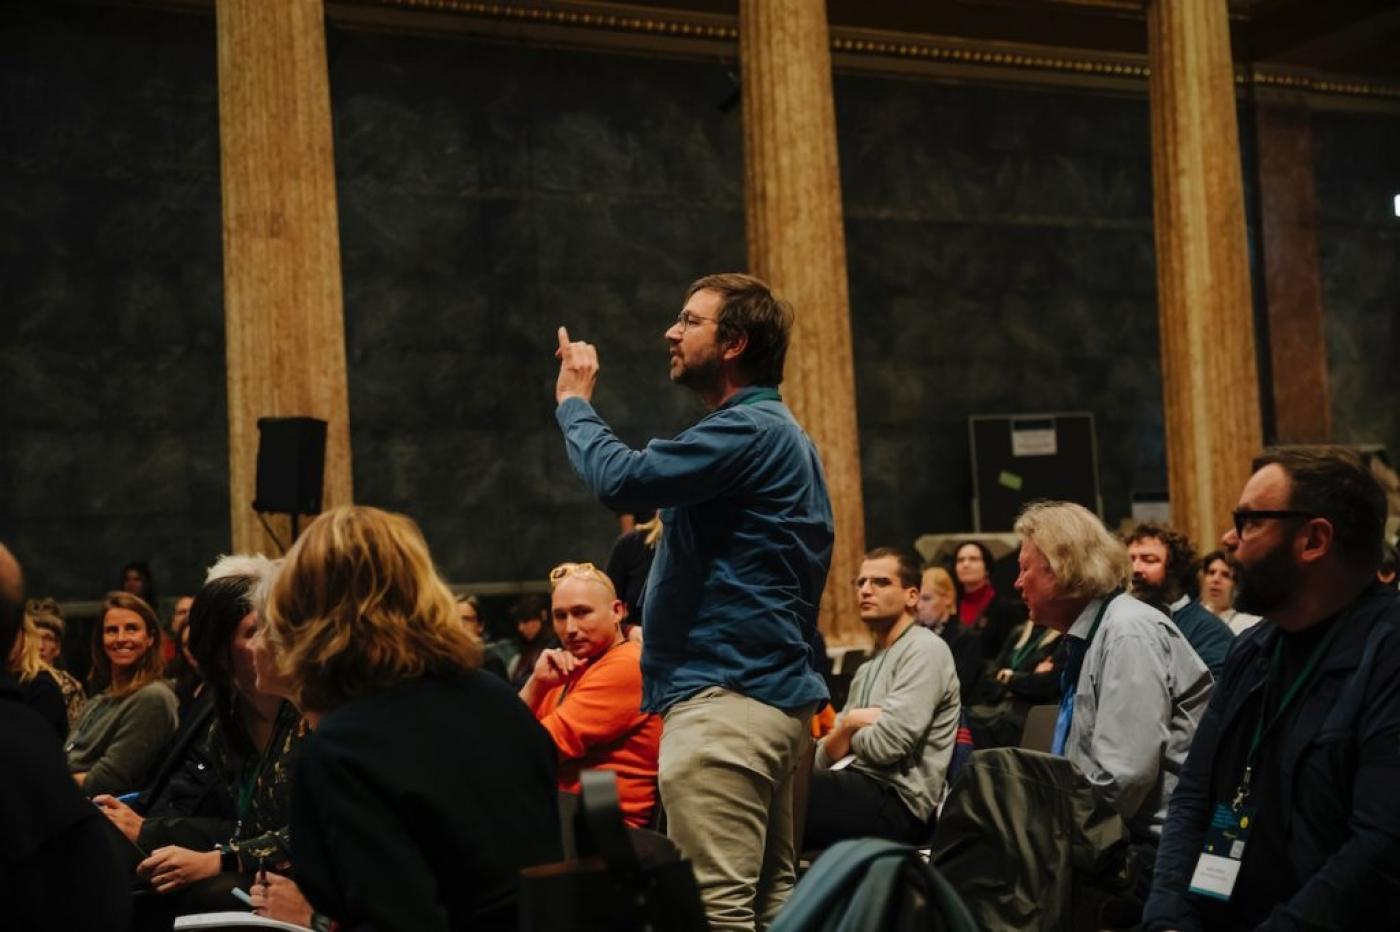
[519,562,662,828]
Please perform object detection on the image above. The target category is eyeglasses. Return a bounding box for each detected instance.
[1231,509,1318,538]
[548,561,617,597]
[673,310,717,333]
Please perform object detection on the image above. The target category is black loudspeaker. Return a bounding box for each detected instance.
[253,417,327,515]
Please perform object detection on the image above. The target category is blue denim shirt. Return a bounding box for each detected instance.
[556,388,833,714]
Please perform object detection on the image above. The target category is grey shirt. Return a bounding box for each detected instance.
[65,680,178,798]
[1064,593,1212,841]
[815,623,960,822]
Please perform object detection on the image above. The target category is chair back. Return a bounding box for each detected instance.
[1019,704,1060,752]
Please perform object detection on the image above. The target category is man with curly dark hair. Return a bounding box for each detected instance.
[1126,522,1234,676]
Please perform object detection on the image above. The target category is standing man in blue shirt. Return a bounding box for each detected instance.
[553,273,833,932]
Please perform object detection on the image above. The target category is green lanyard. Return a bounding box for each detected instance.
[1232,619,1345,811]
[1009,627,1047,670]
[855,622,915,709]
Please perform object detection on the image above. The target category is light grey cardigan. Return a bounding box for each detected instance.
[65,680,178,798]
[815,624,961,822]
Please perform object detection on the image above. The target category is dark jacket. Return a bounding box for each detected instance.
[1144,583,1400,930]
[1170,600,1235,678]
[292,672,562,932]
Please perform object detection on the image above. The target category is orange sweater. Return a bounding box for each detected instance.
[529,640,662,828]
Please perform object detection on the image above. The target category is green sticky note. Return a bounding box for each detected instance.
[999,470,1023,491]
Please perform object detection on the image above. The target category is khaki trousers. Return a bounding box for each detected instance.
[659,687,813,932]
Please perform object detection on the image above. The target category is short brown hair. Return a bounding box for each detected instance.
[1253,446,1388,572]
[1125,522,1198,591]
[685,273,793,387]
[89,591,165,698]
[262,506,482,713]
[863,547,921,590]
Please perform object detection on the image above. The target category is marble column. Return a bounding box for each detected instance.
[1147,0,1263,549]
[217,0,353,554]
[740,0,866,646]
[1254,88,1332,444]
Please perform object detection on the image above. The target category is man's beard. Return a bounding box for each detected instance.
[1235,541,1296,615]
[672,352,723,394]
[1130,575,1176,612]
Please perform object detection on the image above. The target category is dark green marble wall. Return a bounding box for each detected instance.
[2,2,1395,601]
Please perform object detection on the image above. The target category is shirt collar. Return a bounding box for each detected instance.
[1170,594,1191,612]
[1067,598,1102,639]
[718,386,775,410]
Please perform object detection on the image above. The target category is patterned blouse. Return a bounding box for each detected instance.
[205,699,307,872]
[52,667,86,728]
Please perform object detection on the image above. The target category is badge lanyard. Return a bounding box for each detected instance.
[1009,627,1047,671]
[1231,620,1345,811]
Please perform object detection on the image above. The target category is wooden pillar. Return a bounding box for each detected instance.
[217,0,353,554]
[1147,0,1263,548]
[1254,88,1332,444]
[740,0,866,646]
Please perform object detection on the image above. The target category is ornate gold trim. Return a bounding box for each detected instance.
[336,0,1400,103]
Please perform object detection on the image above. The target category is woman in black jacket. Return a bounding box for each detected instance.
[254,505,562,932]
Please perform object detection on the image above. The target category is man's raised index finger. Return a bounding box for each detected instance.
[557,326,571,351]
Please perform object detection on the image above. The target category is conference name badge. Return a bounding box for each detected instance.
[1188,803,1255,901]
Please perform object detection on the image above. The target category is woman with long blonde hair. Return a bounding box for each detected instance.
[251,505,561,931]
[66,591,178,797]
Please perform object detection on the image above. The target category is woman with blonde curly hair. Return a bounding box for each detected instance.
[25,597,86,726]
[66,591,178,797]
[7,612,69,738]
[250,505,561,932]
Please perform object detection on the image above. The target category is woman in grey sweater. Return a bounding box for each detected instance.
[65,591,177,797]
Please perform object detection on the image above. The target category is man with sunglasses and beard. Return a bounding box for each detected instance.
[1145,447,1400,931]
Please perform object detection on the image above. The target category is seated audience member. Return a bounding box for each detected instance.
[965,616,1066,748]
[8,612,69,739]
[1145,448,1400,930]
[121,559,159,606]
[807,548,960,848]
[94,555,305,926]
[519,561,661,828]
[1015,502,1212,897]
[27,597,86,726]
[945,540,1027,702]
[507,592,558,689]
[456,592,485,639]
[605,509,661,637]
[1198,549,1262,635]
[916,565,955,633]
[0,543,131,932]
[255,505,562,932]
[66,591,178,797]
[166,593,201,708]
[1126,523,1235,676]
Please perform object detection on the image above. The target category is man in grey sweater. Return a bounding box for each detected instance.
[806,547,961,848]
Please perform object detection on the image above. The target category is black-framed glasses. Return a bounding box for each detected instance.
[1231,509,1318,538]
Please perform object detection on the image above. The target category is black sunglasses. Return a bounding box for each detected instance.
[1231,509,1318,538]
